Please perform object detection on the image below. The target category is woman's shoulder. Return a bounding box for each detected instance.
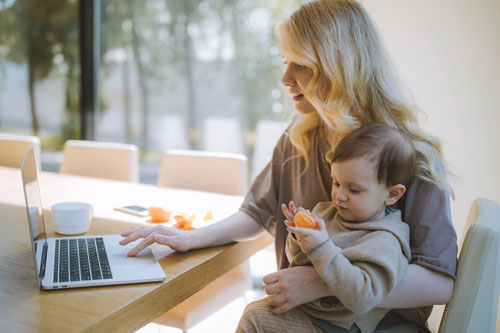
[272,123,326,161]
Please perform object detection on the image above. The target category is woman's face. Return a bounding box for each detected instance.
[281,59,316,114]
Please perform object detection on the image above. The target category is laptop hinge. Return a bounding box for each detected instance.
[39,242,48,279]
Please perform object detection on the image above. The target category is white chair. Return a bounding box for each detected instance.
[155,149,252,332]
[157,149,248,195]
[0,132,41,170]
[437,198,500,333]
[202,117,244,154]
[251,119,287,180]
[59,140,139,182]
[375,198,500,333]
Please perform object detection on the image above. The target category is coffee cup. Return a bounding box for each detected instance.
[51,202,93,235]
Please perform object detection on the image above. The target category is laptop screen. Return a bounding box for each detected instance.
[20,147,47,286]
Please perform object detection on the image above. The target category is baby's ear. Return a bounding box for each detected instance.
[385,184,406,206]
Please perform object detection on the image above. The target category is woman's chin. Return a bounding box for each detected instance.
[294,105,316,114]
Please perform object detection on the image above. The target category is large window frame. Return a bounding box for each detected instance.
[79,0,100,140]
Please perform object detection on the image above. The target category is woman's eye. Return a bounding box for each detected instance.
[294,63,307,71]
[349,188,361,194]
[333,182,340,187]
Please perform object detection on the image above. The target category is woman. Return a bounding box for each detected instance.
[120,0,457,331]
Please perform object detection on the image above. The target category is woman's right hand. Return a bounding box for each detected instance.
[263,265,332,314]
[119,225,193,256]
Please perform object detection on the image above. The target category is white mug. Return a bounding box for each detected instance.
[51,202,93,235]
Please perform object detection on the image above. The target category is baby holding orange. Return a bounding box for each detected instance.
[237,123,416,333]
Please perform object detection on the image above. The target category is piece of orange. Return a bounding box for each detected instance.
[148,207,171,223]
[173,223,197,230]
[174,214,189,226]
[204,210,213,221]
[294,210,318,229]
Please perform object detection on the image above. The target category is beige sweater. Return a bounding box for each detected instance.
[286,202,411,333]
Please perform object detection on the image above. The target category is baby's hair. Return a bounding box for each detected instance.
[328,123,417,187]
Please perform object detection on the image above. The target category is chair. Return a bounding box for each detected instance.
[59,140,139,182]
[250,119,287,180]
[157,149,248,195]
[155,149,252,332]
[0,132,41,170]
[375,198,500,333]
[438,198,500,333]
[202,117,244,154]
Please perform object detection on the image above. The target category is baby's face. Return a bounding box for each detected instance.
[330,157,391,222]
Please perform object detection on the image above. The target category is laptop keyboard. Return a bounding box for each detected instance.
[53,237,113,283]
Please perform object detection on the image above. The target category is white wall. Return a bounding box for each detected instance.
[362,0,500,331]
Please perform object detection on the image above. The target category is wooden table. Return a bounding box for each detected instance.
[0,166,272,332]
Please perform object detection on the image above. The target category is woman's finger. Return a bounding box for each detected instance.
[264,282,281,296]
[262,271,280,286]
[127,233,156,256]
[289,201,298,215]
[267,293,286,307]
[120,226,143,237]
[271,301,294,315]
[119,226,157,245]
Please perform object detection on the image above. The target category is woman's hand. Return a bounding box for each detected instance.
[262,266,332,314]
[119,211,265,257]
[120,225,193,256]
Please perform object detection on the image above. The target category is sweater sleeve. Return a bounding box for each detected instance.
[307,231,410,314]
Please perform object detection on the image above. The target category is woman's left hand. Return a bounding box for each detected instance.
[262,266,332,314]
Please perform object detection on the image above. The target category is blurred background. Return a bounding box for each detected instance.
[1,0,499,331]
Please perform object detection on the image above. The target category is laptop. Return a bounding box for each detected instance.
[20,147,166,290]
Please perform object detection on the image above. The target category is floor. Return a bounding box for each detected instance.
[136,244,276,333]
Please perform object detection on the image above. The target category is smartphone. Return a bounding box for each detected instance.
[114,205,149,217]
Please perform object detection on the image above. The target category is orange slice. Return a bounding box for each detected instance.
[204,210,213,221]
[148,207,171,223]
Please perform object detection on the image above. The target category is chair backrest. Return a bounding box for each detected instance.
[59,140,139,182]
[251,119,287,180]
[0,132,41,170]
[157,149,247,196]
[439,198,500,333]
[202,117,244,154]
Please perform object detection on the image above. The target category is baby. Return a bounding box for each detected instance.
[237,123,416,333]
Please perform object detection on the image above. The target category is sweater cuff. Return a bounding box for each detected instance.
[307,239,341,265]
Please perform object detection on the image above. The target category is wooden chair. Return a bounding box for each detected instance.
[59,140,139,182]
[0,132,41,170]
[155,149,252,332]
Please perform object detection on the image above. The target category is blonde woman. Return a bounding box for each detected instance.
[120,0,457,331]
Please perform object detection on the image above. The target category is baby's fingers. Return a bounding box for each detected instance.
[288,201,298,215]
[316,218,326,231]
[281,203,294,221]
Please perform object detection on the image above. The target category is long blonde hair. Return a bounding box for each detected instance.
[277,0,454,197]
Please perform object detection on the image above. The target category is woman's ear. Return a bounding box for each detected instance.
[385,184,406,206]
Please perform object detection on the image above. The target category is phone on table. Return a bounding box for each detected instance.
[114,205,149,217]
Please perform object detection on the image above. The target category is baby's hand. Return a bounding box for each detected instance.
[281,201,299,226]
[286,217,329,253]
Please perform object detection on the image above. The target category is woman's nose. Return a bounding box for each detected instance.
[281,66,295,87]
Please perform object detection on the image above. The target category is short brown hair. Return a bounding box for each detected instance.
[329,123,417,187]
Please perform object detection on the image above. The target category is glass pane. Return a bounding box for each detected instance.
[0,0,80,171]
[99,0,298,183]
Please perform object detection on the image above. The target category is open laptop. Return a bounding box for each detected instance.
[20,147,166,290]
